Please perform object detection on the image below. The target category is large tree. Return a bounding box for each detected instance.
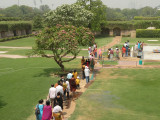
[32,24,94,71]
[76,0,107,31]
[43,4,93,27]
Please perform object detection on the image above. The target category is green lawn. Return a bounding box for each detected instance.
[122,37,160,44]
[0,57,81,120]
[69,68,160,120]
[0,36,113,57]
[100,60,118,65]
[0,37,36,47]
[79,37,113,49]
[144,62,160,65]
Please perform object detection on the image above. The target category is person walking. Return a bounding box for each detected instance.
[56,82,63,96]
[42,101,52,120]
[69,75,77,100]
[49,84,56,108]
[90,58,95,71]
[84,66,90,84]
[72,70,78,80]
[52,103,64,120]
[110,48,114,60]
[35,99,44,120]
[126,45,129,57]
[122,46,126,57]
[116,48,120,60]
[65,79,70,99]
[55,92,63,110]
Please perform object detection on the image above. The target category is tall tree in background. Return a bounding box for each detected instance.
[77,0,107,31]
[33,0,36,8]
[44,4,93,27]
[39,5,50,13]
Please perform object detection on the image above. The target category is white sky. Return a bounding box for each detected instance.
[0,0,159,9]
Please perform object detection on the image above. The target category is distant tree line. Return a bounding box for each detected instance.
[0,4,50,20]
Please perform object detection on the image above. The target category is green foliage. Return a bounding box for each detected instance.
[44,4,93,27]
[33,15,43,29]
[0,17,21,21]
[107,21,134,29]
[0,5,49,20]
[33,24,94,71]
[134,16,160,20]
[0,34,33,42]
[105,20,160,30]
[0,21,32,32]
[77,0,107,31]
[136,29,160,38]
[39,5,51,13]
[134,20,160,29]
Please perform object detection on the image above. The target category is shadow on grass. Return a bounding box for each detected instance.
[34,68,82,78]
[0,96,7,109]
[34,68,61,77]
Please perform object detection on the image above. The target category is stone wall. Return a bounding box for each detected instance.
[0,29,32,39]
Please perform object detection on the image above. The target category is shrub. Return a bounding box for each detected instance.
[0,21,32,32]
[134,16,160,20]
[136,29,160,38]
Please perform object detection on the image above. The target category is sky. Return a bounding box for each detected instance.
[0,0,159,9]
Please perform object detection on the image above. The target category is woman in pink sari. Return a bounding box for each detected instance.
[98,49,102,60]
[42,100,52,120]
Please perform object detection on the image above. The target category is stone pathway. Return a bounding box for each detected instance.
[0,54,27,58]
[0,46,32,49]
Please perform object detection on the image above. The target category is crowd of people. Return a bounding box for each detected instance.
[35,60,94,120]
[35,70,81,120]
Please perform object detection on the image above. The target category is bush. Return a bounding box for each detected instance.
[136,29,160,38]
[0,21,32,32]
[0,17,21,21]
[0,34,34,42]
[134,16,160,20]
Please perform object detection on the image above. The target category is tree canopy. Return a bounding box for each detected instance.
[76,0,107,31]
[33,24,94,71]
[44,4,93,27]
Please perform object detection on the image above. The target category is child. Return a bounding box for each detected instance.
[76,76,80,89]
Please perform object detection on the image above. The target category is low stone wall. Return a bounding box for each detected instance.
[0,29,31,39]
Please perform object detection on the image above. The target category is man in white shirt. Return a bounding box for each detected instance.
[49,84,56,108]
[67,71,72,80]
[56,82,63,96]
[53,103,64,119]
[65,79,70,99]
[84,66,90,84]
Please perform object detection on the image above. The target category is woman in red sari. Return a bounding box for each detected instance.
[69,75,77,100]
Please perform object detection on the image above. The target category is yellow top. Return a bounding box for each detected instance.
[72,72,78,79]
[76,78,80,85]
[63,83,67,90]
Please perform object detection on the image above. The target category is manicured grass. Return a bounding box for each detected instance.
[69,68,160,120]
[0,57,81,120]
[144,62,160,65]
[122,37,160,44]
[79,37,114,49]
[100,60,118,65]
[0,37,36,47]
[95,37,113,48]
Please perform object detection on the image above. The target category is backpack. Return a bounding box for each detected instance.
[35,104,40,115]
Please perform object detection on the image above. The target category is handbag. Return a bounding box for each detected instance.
[35,104,40,115]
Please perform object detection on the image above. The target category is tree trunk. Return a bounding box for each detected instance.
[59,62,65,71]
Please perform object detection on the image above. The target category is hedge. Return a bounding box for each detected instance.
[136,29,160,38]
[134,16,160,20]
[0,21,32,32]
[107,21,134,29]
[106,20,160,30]
[0,34,34,42]
[0,17,21,21]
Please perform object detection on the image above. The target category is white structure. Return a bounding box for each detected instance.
[143,46,160,60]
